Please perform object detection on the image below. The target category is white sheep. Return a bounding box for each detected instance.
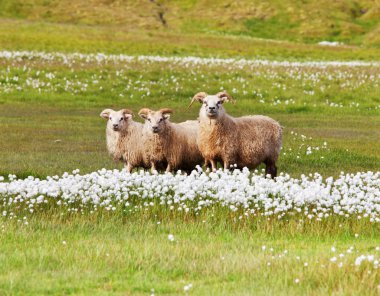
[189,91,282,178]
[100,108,149,172]
[138,108,203,173]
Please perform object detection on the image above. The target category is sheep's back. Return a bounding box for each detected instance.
[178,120,199,144]
[234,115,282,167]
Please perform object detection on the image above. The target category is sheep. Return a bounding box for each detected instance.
[188,91,282,178]
[100,108,149,172]
[138,108,203,173]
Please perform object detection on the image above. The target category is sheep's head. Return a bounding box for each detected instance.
[138,108,173,134]
[189,91,235,118]
[100,108,133,131]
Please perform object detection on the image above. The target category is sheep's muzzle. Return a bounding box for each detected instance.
[206,111,217,118]
[112,125,120,131]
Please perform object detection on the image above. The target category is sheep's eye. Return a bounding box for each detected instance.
[159,118,163,122]
[148,118,151,122]
[109,117,112,120]
[217,101,221,105]
[120,118,124,121]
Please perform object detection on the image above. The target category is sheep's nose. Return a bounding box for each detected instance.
[209,106,216,110]
[152,126,159,132]
[113,124,119,128]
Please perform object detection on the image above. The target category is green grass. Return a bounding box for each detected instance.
[1,214,379,295]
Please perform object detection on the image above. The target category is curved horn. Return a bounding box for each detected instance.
[159,108,173,115]
[121,108,133,115]
[188,92,208,108]
[138,108,152,119]
[216,90,236,104]
[100,108,113,119]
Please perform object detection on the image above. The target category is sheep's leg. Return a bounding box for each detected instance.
[165,164,172,173]
[270,165,278,179]
[210,159,217,171]
[204,159,212,171]
[151,162,157,174]
[125,163,133,173]
[223,160,231,171]
[265,161,277,179]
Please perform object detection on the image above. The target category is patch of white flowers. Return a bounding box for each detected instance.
[0,51,379,68]
[183,283,193,292]
[355,255,379,268]
[285,131,329,158]
[0,168,379,222]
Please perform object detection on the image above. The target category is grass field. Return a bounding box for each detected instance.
[0,52,379,178]
[1,2,380,295]
[1,217,380,295]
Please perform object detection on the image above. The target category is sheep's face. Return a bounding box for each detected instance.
[100,109,133,132]
[202,95,224,118]
[190,91,234,119]
[139,108,172,134]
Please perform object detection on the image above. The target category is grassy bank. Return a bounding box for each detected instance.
[1,18,380,61]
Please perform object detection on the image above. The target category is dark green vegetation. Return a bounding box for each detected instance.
[1,0,380,46]
[1,18,380,61]
[1,0,380,60]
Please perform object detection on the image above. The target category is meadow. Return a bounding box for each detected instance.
[1,51,379,178]
[0,6,380,295]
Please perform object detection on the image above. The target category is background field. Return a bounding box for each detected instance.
[0,1,380,295]
[1,0,380,46]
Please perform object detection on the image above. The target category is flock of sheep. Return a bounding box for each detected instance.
[100,91,282,178]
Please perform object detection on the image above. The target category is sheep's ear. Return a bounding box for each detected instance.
[138,108,151,120]
[217,91,236,104]
[122,109,133,119]
[188,92,208,108]
[100,109,113,119]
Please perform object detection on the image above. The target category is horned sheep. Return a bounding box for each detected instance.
[100,108,149,172]
[189,91,282,178]
[138,108,203,173]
